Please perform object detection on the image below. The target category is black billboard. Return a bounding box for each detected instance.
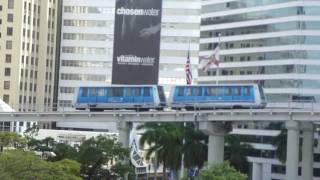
[112,0,163,85]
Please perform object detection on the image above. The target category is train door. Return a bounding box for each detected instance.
[142,87,153,104]
[96,87,107,103]
[232,86,242,101]
[223,86,232,102]
[124,87,133,103]
[184,86,193,103]
[193,87,204,102]
[88,87,97,103]
[133,87,143,104]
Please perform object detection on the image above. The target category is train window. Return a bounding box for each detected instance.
[134,88,141,96]
[108,88,123,97]
[108,88,113,97]
[177,87,184,96]
[208,87,218,96]
[225,87,232,96]
[243,86,250,96]
[218,87,224,95]
[126,88,132,97]
[98,88,104,96]
[186,87,192,96]
[143,87,150,97]
[89,88,96,96]
[233,87,241,96]
[194,87,201,96]
[82,88,88,97]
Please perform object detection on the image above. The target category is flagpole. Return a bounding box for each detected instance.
[216,33,221,85]
[180,40,191,179]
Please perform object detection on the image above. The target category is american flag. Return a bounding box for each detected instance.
[200,46,220,72]
[185,49,192,85]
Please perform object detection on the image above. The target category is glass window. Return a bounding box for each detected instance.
[4,68,11,76]
[134,88,141,96]
[6,41,12,49]
[7,14,13,22]
[7,27,13,36]
[4,81,10,90]
[177,87,184,96]
[186,87,192,96]
[194,87,201,96]
[81,88,88,97]
[225,87,232,96]
[8,0,14,9]
[243,87,251,96]
[109,88,124,97]
[126,88,132,97]
[90,88,96,96]
[5,54,11,63]
[115,88,124,97]
[3,95,9,104]
[233,87,241,96]
[98,88,104,96]
[143,87,150,97]
[218,87,224,95]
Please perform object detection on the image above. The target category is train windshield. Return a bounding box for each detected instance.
[157,86,166,103]
[258,85,266,101]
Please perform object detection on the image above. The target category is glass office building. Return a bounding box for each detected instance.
[200,0,320,105]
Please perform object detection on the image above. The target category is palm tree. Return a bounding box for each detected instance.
[183,123,208,169]
[224,135,253,173]
[138,123,182,180]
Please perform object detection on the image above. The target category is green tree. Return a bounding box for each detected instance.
[0,131,26,152]
[199,162,247,180]
[183,123,207,169]
[224,135,253,173]
[138,123,183,180]
[0,150,81,180]
[272,128,287,163]
[51,143,78,161]
[77,135,133,179]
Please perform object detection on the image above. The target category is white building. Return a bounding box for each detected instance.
[57,0,201,130]
[200,0,320,179]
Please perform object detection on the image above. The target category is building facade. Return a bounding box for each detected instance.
[57,0,201,129]
[200,0,320,106]
[200,1,320,179]
[0,0,59,114]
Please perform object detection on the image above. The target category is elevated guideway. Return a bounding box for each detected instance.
[0,108,319,123]
[0,108,318,180]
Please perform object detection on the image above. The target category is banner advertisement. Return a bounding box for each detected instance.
[112,0,163,85]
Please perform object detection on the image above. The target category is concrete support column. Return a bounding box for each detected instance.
[301,122,314,180]
[285,121,300,180]
[117,120,131,148]
[117,120,132,180]
[199,122,231,165]
[252,162,262,180]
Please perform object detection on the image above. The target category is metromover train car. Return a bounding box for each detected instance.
[168,84,266,110]
[74,85,166,111]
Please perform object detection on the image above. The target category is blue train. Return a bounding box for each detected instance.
[74,85,166,111]
[74,84,266,111]
[168,84,266,110]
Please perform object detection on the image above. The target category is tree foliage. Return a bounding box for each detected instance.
[0,150,81,180]
[272,128,287,163]
[224,135,253,173]
[138,122,208,179]
[199,162,247,180]
[0,131,26,151]
[77,135,134,179]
